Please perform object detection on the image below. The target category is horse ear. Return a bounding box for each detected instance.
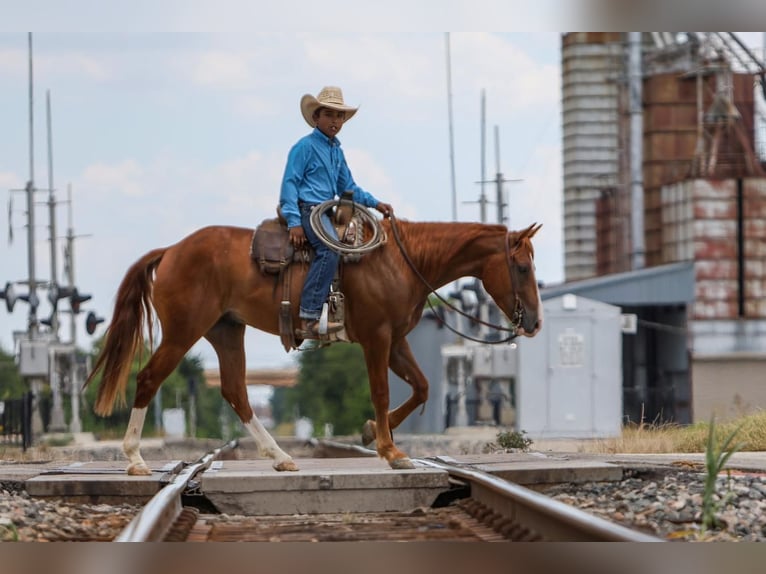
[519,222,541,239]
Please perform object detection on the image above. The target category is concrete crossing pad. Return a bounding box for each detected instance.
[433,453,623,485]
[200,457,451,515]
[25,460,182,503]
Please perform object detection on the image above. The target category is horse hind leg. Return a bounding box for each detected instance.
[125,339,193,475]
[123,407,151,475]
[205,317,298,472]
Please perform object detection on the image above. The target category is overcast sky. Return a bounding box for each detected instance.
[0,30,763,370]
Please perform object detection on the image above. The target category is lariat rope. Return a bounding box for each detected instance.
[309,199,386,255]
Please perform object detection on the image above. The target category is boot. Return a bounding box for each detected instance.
[297,319,344,339]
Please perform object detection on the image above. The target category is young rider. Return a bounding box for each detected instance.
[279,86,393,338]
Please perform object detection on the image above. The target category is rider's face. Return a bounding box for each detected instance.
[314,108,346,139]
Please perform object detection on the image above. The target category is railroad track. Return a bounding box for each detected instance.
[114,441,661,542]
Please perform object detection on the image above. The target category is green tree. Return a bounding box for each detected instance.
[0,346,26,400]
[272,342,373,436]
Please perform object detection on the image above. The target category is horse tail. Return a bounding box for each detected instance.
[84,247,167,416]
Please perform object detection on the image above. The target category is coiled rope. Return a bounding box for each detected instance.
[308,199,387,255]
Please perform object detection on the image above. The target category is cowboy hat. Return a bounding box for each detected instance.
[300,86,358,127]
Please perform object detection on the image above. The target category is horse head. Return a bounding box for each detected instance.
[482,222,543,338]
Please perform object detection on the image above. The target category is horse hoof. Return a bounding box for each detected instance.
[127,462,152,476]
[274,459,299,472]
[389,457,415,470]
[361,420,376,446]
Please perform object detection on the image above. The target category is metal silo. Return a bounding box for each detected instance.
[561,33,625,281]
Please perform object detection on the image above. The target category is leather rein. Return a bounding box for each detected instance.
[388,215,522,345]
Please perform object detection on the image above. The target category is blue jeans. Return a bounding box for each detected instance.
[299,204,340,320]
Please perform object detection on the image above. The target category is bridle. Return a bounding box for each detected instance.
[388,215,524,345]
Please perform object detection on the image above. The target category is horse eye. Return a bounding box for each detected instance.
[518,265,529,274]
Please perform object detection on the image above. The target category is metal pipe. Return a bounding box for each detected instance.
[628,32,645,270]
[480,90,487,223]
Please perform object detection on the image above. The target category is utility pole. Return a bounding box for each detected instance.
[2,34,102,441]
[65,184,82,433]
[46,90,59,336]
[25,33,39,335]
[479,90,488,223]
[473,123,522,343]
[46,89,67,433]
[445,33,458,221]
[475,126,522,226]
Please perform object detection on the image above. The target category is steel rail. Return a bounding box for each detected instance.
[417,457,663,542]
[114,440,237,542]
[313,439,662,541]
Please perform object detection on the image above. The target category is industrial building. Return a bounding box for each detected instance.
[558,32,766,425]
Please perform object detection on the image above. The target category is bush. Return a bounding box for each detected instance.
[495,429,533,451]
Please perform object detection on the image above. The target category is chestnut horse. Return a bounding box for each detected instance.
[85,218,543,474]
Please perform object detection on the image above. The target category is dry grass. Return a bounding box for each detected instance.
[0,444,59,463]
[587,411,766,454]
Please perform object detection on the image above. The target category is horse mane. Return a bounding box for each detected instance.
[386,219,509,278]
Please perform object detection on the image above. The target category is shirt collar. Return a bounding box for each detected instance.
[311,127,340,147]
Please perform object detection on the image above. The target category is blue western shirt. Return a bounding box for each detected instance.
[279,128,380,229]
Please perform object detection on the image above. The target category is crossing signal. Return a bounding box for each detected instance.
[0,281,17,313]
[69,288,92,315]
[85,311,105,335]
[47,283,71,310]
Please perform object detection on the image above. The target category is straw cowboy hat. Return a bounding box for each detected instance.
[300,86,358,127]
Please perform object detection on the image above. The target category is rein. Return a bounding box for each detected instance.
[388,215,521,345]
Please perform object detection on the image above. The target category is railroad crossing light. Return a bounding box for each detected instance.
[85,311,105,335]
[69,288,92,314]
[0,281,17,312]
[47,283,76,311]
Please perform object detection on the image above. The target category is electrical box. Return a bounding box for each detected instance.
[517,294,622,438]
[472,345,517,378]
[18,340,50,377]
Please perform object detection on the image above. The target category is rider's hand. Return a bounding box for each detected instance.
[289,226,306,248]
[376,202,393,218]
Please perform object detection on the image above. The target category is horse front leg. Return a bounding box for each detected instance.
[206,319,298,472]
[361,338,428,449]
[363,342,414,470]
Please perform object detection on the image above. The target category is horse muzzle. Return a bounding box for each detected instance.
[517,314,542,338]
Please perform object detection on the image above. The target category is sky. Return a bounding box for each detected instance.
[0,32,564,370]
[0,29,763,371]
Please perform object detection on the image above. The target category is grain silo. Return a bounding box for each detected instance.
[561,33,625,281]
